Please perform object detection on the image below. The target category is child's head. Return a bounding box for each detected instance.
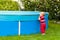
[40,12,45,16]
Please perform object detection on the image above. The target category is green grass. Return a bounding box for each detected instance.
[20,21,60,40]
[0,36,19,40]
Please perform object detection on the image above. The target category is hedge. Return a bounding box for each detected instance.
[0,1,19,11]
[22,0,60,20]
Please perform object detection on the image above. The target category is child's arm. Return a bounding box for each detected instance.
[38,13,41,20]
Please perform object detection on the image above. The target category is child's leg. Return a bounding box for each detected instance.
[40,23,46,34]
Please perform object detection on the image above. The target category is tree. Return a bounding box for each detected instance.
[22,0,60,20]
[46,0,60,19]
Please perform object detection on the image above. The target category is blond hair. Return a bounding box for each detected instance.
[40,12,45,16]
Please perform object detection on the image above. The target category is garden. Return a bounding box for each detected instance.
[0,0,60,40]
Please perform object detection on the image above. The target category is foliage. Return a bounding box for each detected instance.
[22,0,60,20]
[47,0,60,19]
[0,1,19,11]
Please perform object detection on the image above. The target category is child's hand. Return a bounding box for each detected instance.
[38,18,40,20]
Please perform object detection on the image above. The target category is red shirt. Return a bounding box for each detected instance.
[40,16,45,23]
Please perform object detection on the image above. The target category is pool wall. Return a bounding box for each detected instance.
[0,11,48,36]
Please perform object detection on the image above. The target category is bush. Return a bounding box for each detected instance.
[0,1,19,11]
[23,0,60,20]
[47,0,60,20]
[22,0,35,11]
[22,0,49,11]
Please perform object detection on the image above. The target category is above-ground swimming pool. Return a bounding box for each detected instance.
[0,11,48,36]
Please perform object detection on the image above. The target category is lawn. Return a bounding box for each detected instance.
[0,21,60,40]
[20,21,60,40]
[0,36,19,40]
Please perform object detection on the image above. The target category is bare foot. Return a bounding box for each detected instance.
[42,33,45,35]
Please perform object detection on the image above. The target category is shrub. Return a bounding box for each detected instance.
[0,1,19,11]
[23,0,60,20]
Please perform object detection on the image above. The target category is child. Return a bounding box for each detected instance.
[38,12,46,35]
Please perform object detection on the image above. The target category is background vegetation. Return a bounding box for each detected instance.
[22,0,60,20]
[0,0,19,11]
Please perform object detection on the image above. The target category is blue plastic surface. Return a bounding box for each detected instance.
[20,21,40,35]
[0,11,40,15]
[20,12,48,35]
[0,11,48,35]
[0,15,20,21]
[0,11,48,21]
[0,21,18,36]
